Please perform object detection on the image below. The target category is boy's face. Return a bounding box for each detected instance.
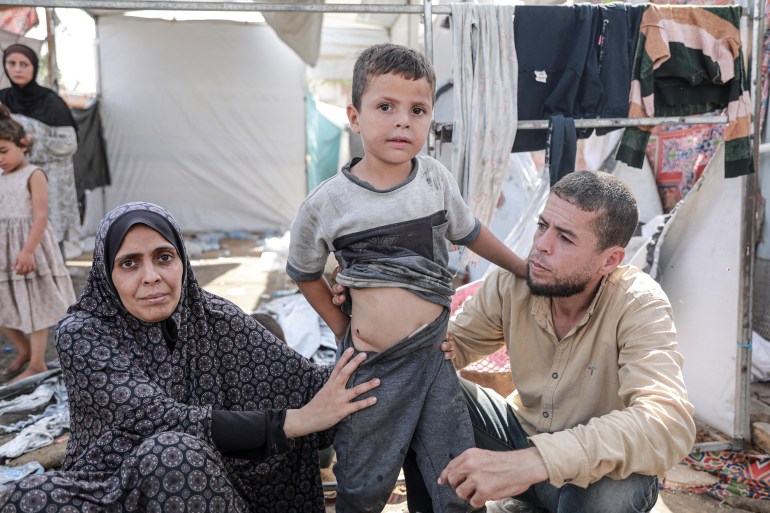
[347,72,433,170]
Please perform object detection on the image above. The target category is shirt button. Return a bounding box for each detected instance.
[543,411,549,418]
[271,443,278,452]
[552,372,558,379]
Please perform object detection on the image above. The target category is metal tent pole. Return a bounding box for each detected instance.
[734,0,765,448]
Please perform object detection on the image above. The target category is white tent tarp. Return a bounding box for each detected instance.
[83,15,307,234]
[657,144,743,437]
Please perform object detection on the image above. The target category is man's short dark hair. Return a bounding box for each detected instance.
[351,43,436,111]
[251,313,286,344]
[550,171,639,251]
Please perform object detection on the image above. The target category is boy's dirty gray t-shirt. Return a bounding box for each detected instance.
[286,155,481,308]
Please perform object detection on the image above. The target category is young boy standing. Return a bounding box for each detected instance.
[287,43,526,512]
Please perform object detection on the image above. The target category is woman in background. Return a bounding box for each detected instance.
[0,43,80,251]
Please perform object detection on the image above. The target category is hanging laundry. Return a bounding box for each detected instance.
[616,5,752,178]
[545,114,576,185]
[513,4,644,151]
[595,4,645,136]
[451,3,518,231]
[0,7,38,35]
[72,98,112,222]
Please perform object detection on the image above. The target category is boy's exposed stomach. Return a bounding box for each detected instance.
[349,287,444,353]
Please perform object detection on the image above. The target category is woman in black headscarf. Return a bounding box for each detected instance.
[0,43,80,246]
[0,202,379,512]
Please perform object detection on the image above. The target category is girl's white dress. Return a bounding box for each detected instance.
[0,164,76,333]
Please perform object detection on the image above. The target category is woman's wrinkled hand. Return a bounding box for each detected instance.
[283,347,379,438]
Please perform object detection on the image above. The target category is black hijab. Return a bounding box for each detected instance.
[103,209,187,350]
[0,44,77,129]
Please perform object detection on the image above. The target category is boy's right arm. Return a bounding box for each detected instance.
[297,277,351,342]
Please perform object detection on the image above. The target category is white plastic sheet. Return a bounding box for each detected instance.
[0,378,63,417]
[0,410,70,459]
[257,294,336,359]
[0,377,70,459]
[0,462,44,491]
[84,15,307,234]
[656,145,743,437]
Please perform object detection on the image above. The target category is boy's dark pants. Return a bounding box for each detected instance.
[333,309,479,513]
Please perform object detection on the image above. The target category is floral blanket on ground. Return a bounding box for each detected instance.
[671,450,770,500]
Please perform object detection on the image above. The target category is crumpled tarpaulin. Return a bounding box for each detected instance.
[0,401,68,435]
[0,378,64,417]
[256,293,337,361]
[0,377,70,459]
[0,462,44,491]
[0,408,70,459]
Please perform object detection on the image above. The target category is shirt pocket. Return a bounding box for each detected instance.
[431,219,449,266]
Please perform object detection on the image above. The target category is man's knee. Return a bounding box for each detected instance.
[557,474,658,513]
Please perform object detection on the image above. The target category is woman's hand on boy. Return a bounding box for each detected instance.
[283,347,379,438]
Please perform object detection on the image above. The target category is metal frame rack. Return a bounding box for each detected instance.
[4,0,764,449]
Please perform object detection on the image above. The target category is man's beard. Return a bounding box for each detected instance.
[526,263,592,297]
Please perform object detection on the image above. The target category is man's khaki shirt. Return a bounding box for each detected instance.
[449,265,695,488]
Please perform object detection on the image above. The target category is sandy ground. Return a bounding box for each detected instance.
[0,236,764,512]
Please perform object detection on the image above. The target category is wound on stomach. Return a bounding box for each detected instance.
[349,287,444,353]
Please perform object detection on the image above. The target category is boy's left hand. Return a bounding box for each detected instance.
[13,250,35,275]
[441,333,455,360]
[330,267,346,306]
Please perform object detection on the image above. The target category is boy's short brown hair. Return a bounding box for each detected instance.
[351,43,436,111]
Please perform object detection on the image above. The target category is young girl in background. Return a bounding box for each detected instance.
[0,104,75,383]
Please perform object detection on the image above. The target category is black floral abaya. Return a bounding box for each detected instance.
[0,202,332,512]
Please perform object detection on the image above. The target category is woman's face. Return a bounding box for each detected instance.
[111,224,184,323]
[4,52,34,88]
